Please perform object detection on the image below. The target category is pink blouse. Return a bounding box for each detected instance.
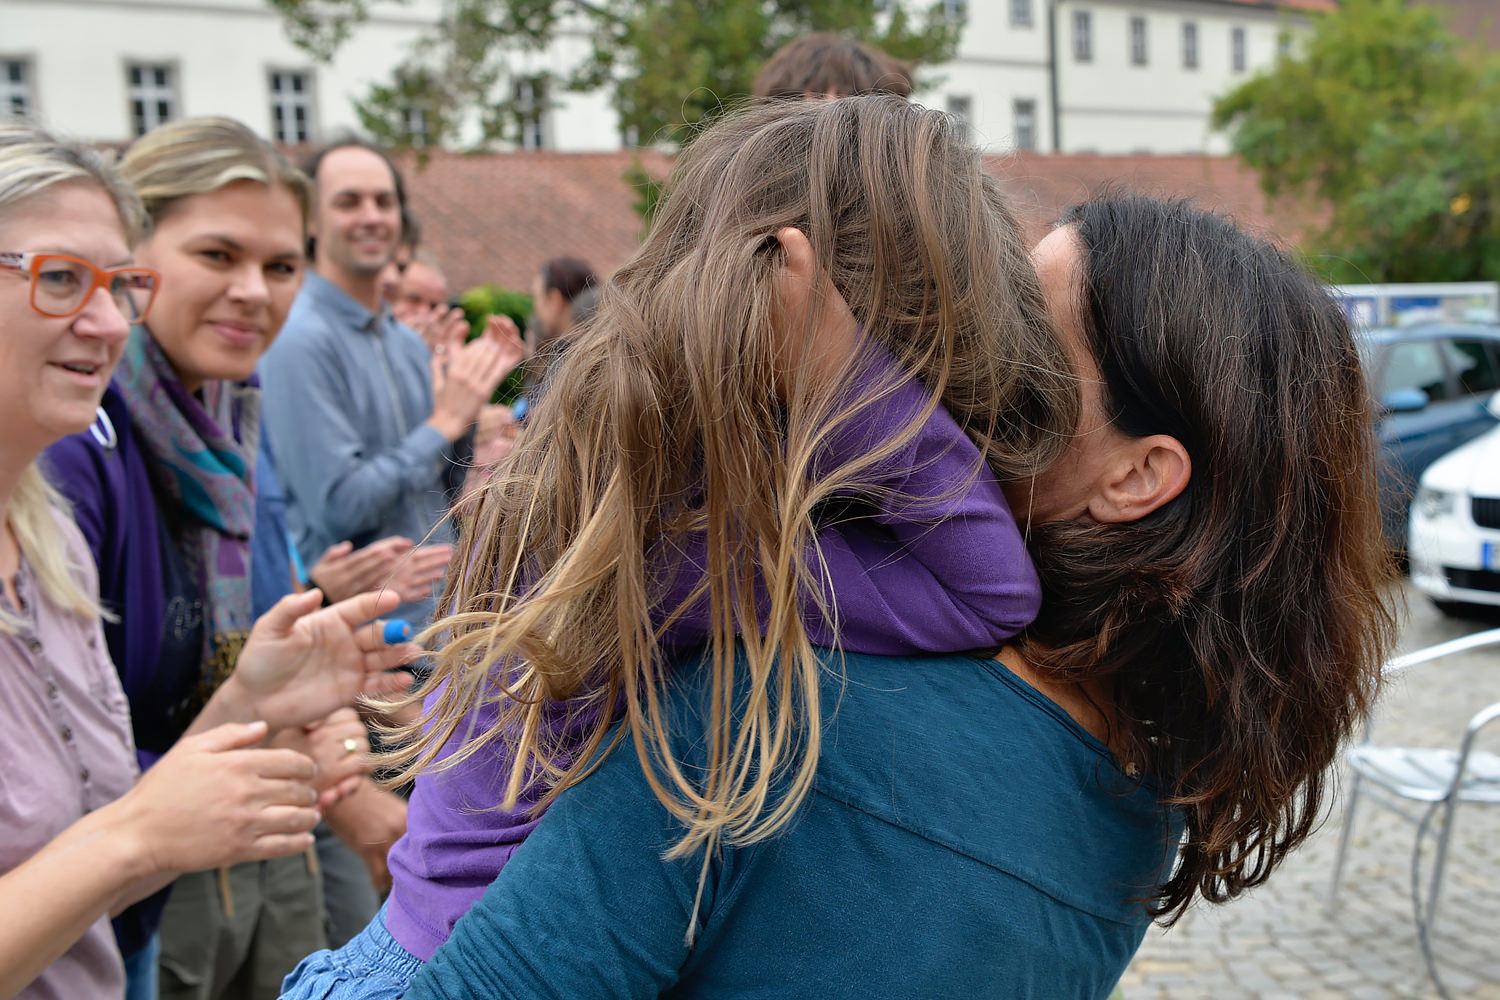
[0,507,138,1000]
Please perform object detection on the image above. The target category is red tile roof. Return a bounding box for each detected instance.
[399,148,1310,294]
[397,149,672,295]
[1423,0,1500,47]
[988,150,1314,248]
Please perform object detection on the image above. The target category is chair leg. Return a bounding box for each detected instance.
[1424,797,1460,928]
[1329,772,1363,909]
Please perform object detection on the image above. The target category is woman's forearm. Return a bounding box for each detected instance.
[0,802,152,999]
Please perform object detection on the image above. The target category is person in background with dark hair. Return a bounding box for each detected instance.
[258,141,521,948]
[465,256,601,495]
[523,256,597,392]
[752,32,913,101]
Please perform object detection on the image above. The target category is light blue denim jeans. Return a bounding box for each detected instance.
[279,904,423,1000]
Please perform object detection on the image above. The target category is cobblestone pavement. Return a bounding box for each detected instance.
[1117,582,1500,1000]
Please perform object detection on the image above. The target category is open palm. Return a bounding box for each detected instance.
[232,589,417,731]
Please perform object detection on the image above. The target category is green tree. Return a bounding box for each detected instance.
[270,0,959,150]
[1211,0,1500,282]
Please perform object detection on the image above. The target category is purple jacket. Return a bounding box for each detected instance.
[385,356,1043,961]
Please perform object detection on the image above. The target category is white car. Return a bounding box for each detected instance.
[1409,393,1500,613]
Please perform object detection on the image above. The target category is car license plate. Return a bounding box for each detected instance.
[1484,541,1500,571]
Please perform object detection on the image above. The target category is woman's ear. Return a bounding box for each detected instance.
[1087,434,1191,524]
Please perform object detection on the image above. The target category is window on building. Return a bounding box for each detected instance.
[1277,32,1293,58]
[1129,16,1148,66]
[269,70,314,145]
[404,106,431,147]
[1010,0,1033,28]
[946,95,972,140]
[1182,21,1199,69]
[1073,10,1093,62]
[943,0,967,24]
[126,63,175,137]
[1231,26,1247,72]
[1,59,33,117]
[1013,99,1037,152]
[514,76,548,150]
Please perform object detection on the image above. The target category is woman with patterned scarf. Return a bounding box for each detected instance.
[43,118,394,1000]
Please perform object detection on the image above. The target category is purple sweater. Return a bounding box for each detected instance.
[385,359,1041,960]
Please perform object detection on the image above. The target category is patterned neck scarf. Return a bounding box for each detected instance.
[113,326,260,700]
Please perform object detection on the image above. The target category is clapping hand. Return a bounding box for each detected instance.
[272,707,371,807]
[117,721,321,874]
[428,314,528,442]
[220,589,418,734]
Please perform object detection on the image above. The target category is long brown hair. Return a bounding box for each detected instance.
[386,96,1075,864]
[1019,196,1398,923]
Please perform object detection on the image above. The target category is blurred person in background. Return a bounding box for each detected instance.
[0,119,410,1000]
[375,210,418,307]
[751,32,913,102]
[522,256,597,394]
[260,141,520,627]
[391,254,449,328]
[459,256,601,497]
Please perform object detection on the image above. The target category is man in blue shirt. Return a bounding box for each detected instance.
[261,142,518,625]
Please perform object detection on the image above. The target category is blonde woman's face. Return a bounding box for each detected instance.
[0,183,132,453]
[134,179,304,392]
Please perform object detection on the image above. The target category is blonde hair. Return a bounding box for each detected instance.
[119,116,311,228]
[0,119,137,628]
[387,96,1076,867]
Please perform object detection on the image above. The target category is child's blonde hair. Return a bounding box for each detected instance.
[386,95,1076,863]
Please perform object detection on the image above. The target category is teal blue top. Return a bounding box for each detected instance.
[409,649,1179,999]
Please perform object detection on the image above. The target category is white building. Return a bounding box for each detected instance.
[938,0,1328,154]
[0,0,1325,154]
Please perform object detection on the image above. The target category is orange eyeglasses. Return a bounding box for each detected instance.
[0,251,160,323]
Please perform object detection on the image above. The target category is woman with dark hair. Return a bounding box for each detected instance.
[404,195,1397,999]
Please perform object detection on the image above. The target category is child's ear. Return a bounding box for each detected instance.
[773,227,817,323]
[775,227,816,288]
[769,226,859,395]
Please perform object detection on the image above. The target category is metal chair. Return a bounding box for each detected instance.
[1328,626,1500,927]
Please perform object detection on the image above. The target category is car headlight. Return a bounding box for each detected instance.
[1416,487,1457,519]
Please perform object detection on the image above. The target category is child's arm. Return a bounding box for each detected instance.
[801,348,1039,655]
